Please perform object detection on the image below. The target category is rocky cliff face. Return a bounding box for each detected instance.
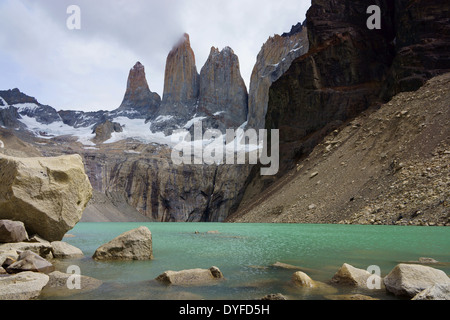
[198,46,248,130]
[152,33,251,134]
[265,0,396,174]
[117,62,161,119]
[159,34,200,117]
[233,0,450,223]
[81,143,251,222]
[229,72,450,225]
[247,23,309,130]
[382,0,450,98]
[265,0,450,175]
[0,89,62,128]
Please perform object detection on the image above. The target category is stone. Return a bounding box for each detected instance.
[331,263,380,288]
[156,266,224,286]
[412,283,450,300]
[271,261,304,270]
[2,256,16,269]
[260,293,287,300]
[92,226,153,261]
[50,241,84,259]
[0,154,93,241]
[325,294,379,300]
[0,271,49,300]
[6,250,55,274]
[0,220,29,243]
[292,271,316,288]
[0,267,6,274]
[310,172,319,179]
[0,242,53,260]
[384,264,450,297]
[42,271,103,297]
[27,235,51,244]
[0,249,19,267]
[418,257,440,264]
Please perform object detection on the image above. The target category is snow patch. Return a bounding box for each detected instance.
[104,117,171,145]
[124,150,141,154]
[155,115,174,123]
[15,103,40,113]
[18,115,96,146]
[184,115,207,129]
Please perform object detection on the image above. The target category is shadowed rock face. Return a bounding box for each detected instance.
[247,23,309,130]
[117,62,161,118]
[265,0,450,174]
[198,46,248,129]
[382,0,450,98]
[264,0,393,174]
[160,33,200,117]
[83,149,252,222]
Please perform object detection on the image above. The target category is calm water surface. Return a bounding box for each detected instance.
[41,223,450,300]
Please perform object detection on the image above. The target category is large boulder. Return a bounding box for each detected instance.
[0,154,93,241]
[384,264,450,297]
[0,271,49,300]
[92,226,153,261]
[331,263,381,288]
[0,220,29,243]
[156,266,224,286]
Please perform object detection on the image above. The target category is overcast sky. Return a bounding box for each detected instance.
[0,0,310,111]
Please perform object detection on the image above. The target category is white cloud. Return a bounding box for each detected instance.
[0,0,310,112]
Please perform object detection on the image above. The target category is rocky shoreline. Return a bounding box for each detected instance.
[1,219,449,300]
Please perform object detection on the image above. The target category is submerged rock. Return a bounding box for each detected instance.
[0,271,49,300]
[325,294,379,301]
[292,271,316,288]
[260,293,287,300]
[92,226,153,261]
[0,154,93,241]
[42,271,103,297]
[156,266,224,286]
[384,264,450,297]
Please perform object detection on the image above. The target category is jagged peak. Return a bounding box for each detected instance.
[209,46,235,57]
[132,61,145,70]
[281,22,305,38]
[170,33,192,52]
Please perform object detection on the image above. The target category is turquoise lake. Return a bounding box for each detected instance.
[41,223,450,300]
